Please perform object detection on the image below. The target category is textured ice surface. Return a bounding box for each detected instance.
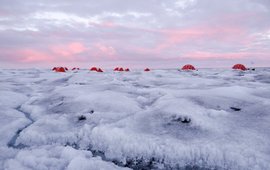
[0,68,270,170]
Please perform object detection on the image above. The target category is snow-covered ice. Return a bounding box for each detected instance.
[0,68,270,170]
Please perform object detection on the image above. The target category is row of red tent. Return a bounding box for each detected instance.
[52,64,248,73]
[52,67,151,72]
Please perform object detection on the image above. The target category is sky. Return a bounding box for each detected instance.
[0,0,270,69]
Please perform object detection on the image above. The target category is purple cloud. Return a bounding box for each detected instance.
[0,0,269,68]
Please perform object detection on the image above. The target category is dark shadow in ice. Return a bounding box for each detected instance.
[34,79,48,84]
[78,115,87,121]
[171,115,191,124]
[132,82,151,88]
[50,75,73,85]
[230,107,241,111]
[254,74,270,83]
[112,157,158,170]
[161,115,206,140]
[189,96,249,113]
[7,106,34,149]
[134,112,207,141]
[84,144,216,170]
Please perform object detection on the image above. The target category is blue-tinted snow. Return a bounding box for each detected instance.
[0,68,270,170]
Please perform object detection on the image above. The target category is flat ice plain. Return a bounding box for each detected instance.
[0,68,270,170]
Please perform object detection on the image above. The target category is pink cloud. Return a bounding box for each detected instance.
[0,9,9,16]
[68,42,87,54]
[0,43,87,64]
[95,43,116,56]
[154,24,247,51]
[182,51,270,60]
[49,42,118,61]
[87,43,118,60]
[125,24,249,58]
[144,12,261,53]
[1,11,268,68]
[50,42,87,61]
[21,49,50,62]
[183,51,247,60]
[0,41,119,65]
[5,48,53,63]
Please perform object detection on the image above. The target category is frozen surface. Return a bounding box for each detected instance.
[0,68,270,170]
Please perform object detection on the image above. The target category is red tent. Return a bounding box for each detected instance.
[55,67,66,72]
[232,64,247,71]
[182,64,196,70]
[72,67,79,71]
[90,67,103,72]
[119,68,124,71]
[114,67,119,71]
[97,68,103,72]
[90,67,98,71]
[52,67,57,71]
[125,68,130,72]
[144,68,150,72]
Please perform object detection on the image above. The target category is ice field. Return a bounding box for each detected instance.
[0,68,270,170]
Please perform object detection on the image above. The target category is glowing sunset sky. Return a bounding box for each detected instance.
[0,0,270,68]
